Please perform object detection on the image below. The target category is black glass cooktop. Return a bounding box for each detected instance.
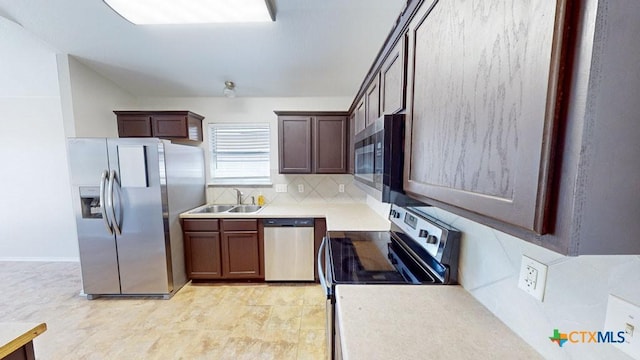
[327,231,435,284]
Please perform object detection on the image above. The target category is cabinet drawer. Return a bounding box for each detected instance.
[222,219,258,231]
[182,219,219,231]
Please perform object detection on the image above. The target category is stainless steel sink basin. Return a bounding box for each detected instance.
[193,204,236,213]
[189,204,263,214]
[227,205,263,213]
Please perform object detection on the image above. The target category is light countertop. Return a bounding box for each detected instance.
[0,322,47,358]
[180,203,391,232]
[335,285,542,360]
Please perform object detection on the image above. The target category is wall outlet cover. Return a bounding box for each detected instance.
[338,184,345,193]
[275,184,287,193]
[517,255,548,301]
[298,184,304,193]
[605,294,640,359]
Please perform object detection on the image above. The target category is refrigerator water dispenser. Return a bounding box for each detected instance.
[79,186,102,219]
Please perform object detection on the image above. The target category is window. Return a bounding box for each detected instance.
[209,123,270,184]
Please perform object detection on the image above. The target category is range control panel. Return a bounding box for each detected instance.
[389,205,448,261]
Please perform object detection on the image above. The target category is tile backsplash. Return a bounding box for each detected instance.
[206,173,366,205]
[415,205,640,360]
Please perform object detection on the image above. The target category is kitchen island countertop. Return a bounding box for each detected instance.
[180,203,390,231]
[335,285,542,360]
[0,322,47,359]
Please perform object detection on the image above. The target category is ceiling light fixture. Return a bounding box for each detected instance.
[223,81,236,98]
[104,0,276,25]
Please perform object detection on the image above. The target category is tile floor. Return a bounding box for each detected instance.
[0,262,326,359]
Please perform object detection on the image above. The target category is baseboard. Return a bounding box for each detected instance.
[0,257,80,262]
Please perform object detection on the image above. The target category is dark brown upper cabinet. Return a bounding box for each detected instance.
[348,113,356,174]
[354,98,366,134]
[403,0,569,234]
[380,35,407,115]
[277,115,313,173]
[365,75,380,127]
[314,116,348,173]
[276,111,349,174]
[346,0,640,255]
[114,111,204,143]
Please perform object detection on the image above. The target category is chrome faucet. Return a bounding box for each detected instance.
[233,188,242,205]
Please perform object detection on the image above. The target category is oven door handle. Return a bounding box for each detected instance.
[317,236,329,295]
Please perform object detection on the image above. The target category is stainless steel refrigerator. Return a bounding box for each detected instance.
[67,138,205,299]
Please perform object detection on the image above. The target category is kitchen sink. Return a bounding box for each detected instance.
[192,204,236,213]
[189,204,263,214]
[227,205,263,213]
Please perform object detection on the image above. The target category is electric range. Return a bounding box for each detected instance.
[318,204,461,358]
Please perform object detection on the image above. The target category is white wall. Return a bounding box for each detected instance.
[0,19,78,260]
[65,56,138,137]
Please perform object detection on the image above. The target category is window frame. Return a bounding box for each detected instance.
[207,122,271,185]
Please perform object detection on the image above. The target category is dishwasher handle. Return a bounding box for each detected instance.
[263,218,314,227]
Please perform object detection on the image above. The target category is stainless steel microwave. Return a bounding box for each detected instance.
[354,114,405,202]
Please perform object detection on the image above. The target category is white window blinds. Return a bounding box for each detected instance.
[209,123,270,184]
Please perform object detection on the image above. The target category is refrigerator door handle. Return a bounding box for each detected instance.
[108,170,123,235]
[100,170,114,235]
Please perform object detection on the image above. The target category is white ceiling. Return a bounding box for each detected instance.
[0,0,406,98]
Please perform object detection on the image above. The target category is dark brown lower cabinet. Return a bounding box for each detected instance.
[222,232,261,278]
[4,341,35,360]
[182,218,263,280]
[184,232,222,279]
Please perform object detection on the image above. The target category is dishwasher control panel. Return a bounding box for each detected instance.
[263,218,314,227]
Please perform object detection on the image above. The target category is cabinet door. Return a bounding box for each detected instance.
[152,114,188,138]
[184,232,222,279]
[314,116,348,173]
[365,76,380,126]
[117,114,152,137]
[221,232,261,278]
[355,99,366,134]
[278,116,312,173]
[380,36,407,115]
[348,113,355,174]
[404,0,564,233]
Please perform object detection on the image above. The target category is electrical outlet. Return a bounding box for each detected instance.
[338,184,345,193]
[298,184,304,193]
[517,255,547,301]
[275,184,287,193]
[605,294,640,359]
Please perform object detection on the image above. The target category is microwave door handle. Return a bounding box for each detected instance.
[108,170,122,235]
[317,236,329,296]
[100,170,114,235]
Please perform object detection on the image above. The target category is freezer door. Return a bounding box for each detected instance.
[67,138,121,295]
[107,139,171,294]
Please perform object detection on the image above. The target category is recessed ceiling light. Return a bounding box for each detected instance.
[104,0,275,25]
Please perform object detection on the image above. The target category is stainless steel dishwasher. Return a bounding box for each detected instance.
[263,218,315,281]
